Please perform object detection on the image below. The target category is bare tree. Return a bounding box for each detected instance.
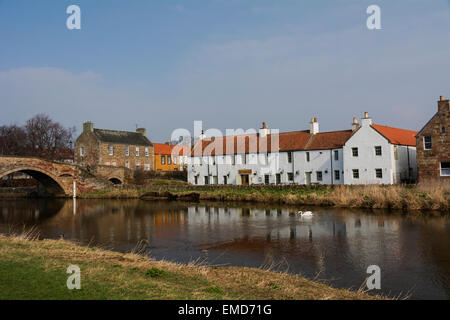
[25,114,75,160]
[0,125,27,156]
[0,114,75,161]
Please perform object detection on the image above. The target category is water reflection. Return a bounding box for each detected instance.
[0,199,448,300]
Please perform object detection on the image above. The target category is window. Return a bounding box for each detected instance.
[265,175,270,185]
[223,176,228,185]
[145,147,149,157]
[213,176,218,185]
[442,126,446,134]
[126,146,130,157]
[352,169,359,179]
[145,163,150,171]
[161,155,166,165]
[173,156,177,165]
[125,161,130,169]
[243,154,247,165]
[287,152,292,163]
[441,162,450,176]
[204,176,209,185]
[168,156,172,165]
[194,176,198,185]
[108,144,114,156]
[306,152,310,162]
[136,147,140,157]
[334,150,339,161]
[288,172,294,182]
[352,148,359,157]
[375,146,382,156]
[231,155,235,165]
[316,171,323,181]
[276,174,281,185]
[136,161,140,170]
[376,168,383,179]
[80,146,85,157]
[424,136,432,150]
[212,156,215,165]
[334,170,340,181]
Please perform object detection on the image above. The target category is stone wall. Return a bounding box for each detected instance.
[416,99,450,182]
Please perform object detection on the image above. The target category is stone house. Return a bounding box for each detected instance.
[416,97,450,181]
[74,122,154,171]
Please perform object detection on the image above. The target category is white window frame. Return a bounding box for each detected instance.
[80,146,85,157]
[108,144,114,156]
[145,147,149,157]
[441,162,450,176]
[136,147,140,157]
[424,136,432,150]
[126,145,130,157]
[375,146,382,156]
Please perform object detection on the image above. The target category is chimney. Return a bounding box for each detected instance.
[83,121,94,133]
[352,117,360,131]
[309,118,319,135]
[259,122,270,138]
[361,112,373,127]
[438,96,450,112]
[136,128,146,136]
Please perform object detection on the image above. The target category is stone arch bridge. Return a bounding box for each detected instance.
[0,156,131,197]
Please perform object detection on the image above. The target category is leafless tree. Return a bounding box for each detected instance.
[0,114,75,161]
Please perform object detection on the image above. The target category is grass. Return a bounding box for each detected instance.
[79,181,450,212]
[0,234,381,300]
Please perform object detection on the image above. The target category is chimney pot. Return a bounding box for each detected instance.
[309,117,319,134]
[364,112,369,119]
[440,96,444,101]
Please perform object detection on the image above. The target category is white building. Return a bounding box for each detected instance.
[188,114,418,186]
[343,113,417,184]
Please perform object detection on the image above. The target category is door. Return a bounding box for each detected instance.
[306,172,312,185]
[276,174,281,185]
[241,174,249,185]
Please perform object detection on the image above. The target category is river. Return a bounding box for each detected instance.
[0,199,448,300]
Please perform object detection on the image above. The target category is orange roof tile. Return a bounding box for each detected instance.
[306,130,353,150]
[190,129,353,156]
[153,143,173,155]
[371,124,418,146]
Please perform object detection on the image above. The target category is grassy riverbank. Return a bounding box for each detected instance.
[80,182,450,212]
[0,235,378,300]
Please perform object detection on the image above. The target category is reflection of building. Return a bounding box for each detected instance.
[75,122,154,171]
[416,97,450,181]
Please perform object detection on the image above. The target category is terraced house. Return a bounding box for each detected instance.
[75,122,154,171]
[416,97,450,181]
[188,114,418,186]
[153,143,190,171]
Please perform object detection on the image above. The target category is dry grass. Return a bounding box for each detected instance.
[0,234,383,300]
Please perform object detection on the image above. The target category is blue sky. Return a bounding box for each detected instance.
[1,0,450,141]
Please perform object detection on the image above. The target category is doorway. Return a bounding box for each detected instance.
[306,172,312,185]
[241,174,249,185]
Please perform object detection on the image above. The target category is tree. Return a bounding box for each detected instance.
[0,114,75,161]
[0,125,27,156]
[25,114,75,160]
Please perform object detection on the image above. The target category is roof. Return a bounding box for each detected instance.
[305,130,353,150]
[93,129,152,146]
[371,124,418,146]
[190,129,353,156]
[153,143,174,155]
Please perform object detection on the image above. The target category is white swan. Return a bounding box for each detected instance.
[298,210,313,218]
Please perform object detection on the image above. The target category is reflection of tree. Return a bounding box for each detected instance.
[0,199,65,226]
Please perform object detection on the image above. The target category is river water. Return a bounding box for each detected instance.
[0,199,448,300]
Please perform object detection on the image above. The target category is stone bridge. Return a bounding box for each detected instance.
[0,156,132,197]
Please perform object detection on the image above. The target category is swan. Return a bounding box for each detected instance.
[298,210,313,218]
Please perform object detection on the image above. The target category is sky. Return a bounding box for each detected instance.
[1,0,450,142]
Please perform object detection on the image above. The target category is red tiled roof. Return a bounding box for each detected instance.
[190,129,353,156]
[171,145,190,156]
[371,124,418,146]
[153,143,173,155]
[305,130,353,150]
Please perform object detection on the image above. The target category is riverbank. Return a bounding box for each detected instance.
[0,235,379,300]
[80,182,450,212]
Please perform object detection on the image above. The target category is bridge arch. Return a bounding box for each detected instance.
[0,165,70,196]
[108,177,123,185]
